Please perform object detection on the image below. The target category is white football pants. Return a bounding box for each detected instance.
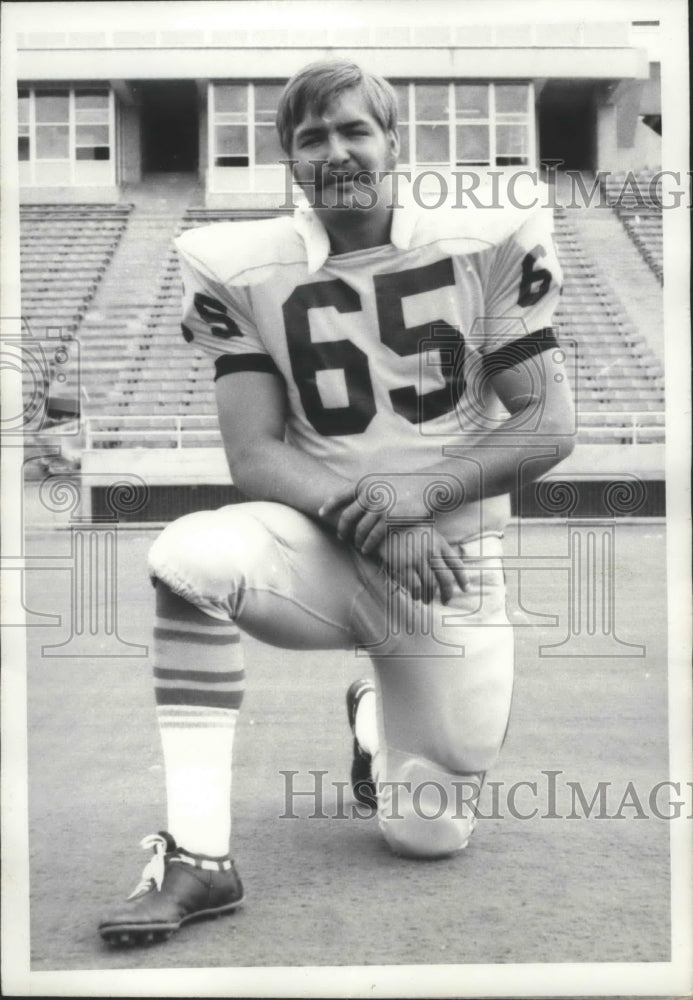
[148,501,514,859]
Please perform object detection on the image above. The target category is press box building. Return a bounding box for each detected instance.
[14,3,662,206]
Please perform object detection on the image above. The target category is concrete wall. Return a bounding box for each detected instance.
[19,186,122,203]
[198,87,208,185]
[82,442,664,485]
[118,101,142,184]
[19,44,649,83]
[595,100,661,174]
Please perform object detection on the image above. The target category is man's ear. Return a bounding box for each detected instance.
[386,129,400,169]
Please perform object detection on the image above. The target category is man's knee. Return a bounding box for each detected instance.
[435,740,502,775]
[376,757,479,860]
[147,505,276,607]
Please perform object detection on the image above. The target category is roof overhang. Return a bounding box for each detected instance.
[18,45,650,82]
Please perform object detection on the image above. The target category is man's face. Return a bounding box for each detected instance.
[290,88,399,213]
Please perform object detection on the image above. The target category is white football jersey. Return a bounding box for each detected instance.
[176,185,562,538]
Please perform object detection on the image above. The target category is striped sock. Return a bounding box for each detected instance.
[153,582,244,857]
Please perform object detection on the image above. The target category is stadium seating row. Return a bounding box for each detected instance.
[615,209,663,282]
[598,170,663,283]
[552,207,664,427]
[20,204,132,338]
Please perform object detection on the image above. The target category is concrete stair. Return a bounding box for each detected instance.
[78,174,202,404]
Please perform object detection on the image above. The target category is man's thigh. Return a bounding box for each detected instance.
[148,501,360,650]
[361,535,515,774]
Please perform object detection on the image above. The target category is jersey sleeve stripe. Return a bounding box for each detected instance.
[214,353,281,381]
[482,328,560,374]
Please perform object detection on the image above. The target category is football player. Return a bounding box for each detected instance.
[99,60,574,945]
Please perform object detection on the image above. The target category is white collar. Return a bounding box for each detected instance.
[291,178,419,273]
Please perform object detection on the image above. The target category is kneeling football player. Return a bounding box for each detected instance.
[99,59,573,945]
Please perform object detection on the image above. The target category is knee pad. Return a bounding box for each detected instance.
[376,756,479,860]
[148,506,277,610]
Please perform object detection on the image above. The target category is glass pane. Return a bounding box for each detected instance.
[76,108,109,124]
[76,146,110,160]
[391,83,409,118]
[214,85,247,115]
[254,83,285,122]
[415,84,449,121]
[36,125,69,158]
[397,123,410,163]
[495,85,528,115]
[18,123,30,135]
[415,123,449,163]
[18,90,30,124]
[75,90,109,109]
[18,135,30,161]
[496,123,527,156]
[496,154,529,166]
[76,124,109,146]
[454,84,488,119]
[215,155,249,167]
[456,124,489,163]
[35,90,69,122]
[216,124,248,154]
[254,125,283,164]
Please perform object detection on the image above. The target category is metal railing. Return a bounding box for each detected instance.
[83,411,665,450]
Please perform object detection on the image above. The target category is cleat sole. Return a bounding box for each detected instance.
[99,896,244,946]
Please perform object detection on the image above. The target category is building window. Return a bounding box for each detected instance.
[207,79,533,194]
[455,84,490,165]
[212,81,286,168]
[18,88,30,160]
[75,90,111,160]
[213,84,249,166]
[494,84,531,165]
[414,84,450,167]
[35,88,70,159]
[17,85,114,185]
[395,81,533,170]
[254,84,285,165]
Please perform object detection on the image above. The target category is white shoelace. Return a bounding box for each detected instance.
[126,834,169,900]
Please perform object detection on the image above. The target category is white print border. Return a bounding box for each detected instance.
[1,1,691,999]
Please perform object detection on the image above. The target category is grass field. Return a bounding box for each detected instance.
[23,519,673,974]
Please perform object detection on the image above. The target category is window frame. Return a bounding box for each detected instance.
[210,80,287,169]
[18,85,115,186]
[392,80,535,173]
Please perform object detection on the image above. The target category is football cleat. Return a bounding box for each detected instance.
[346,679,377,810]
[99,831,243,946]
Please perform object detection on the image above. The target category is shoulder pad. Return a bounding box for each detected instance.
[175,217,305,286]
[409,177,554,254]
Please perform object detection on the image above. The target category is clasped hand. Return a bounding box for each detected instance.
[319,482,468,605]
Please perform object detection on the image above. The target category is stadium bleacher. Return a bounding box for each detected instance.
[600,170,663,283]
[552,206,664,436]
[20,204,132,333]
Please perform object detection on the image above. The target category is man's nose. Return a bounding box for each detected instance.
[325,133,350,165]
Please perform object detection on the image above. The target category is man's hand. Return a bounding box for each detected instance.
[374,523,468,605]
[319,486,468,604]
[319,480,430,555]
